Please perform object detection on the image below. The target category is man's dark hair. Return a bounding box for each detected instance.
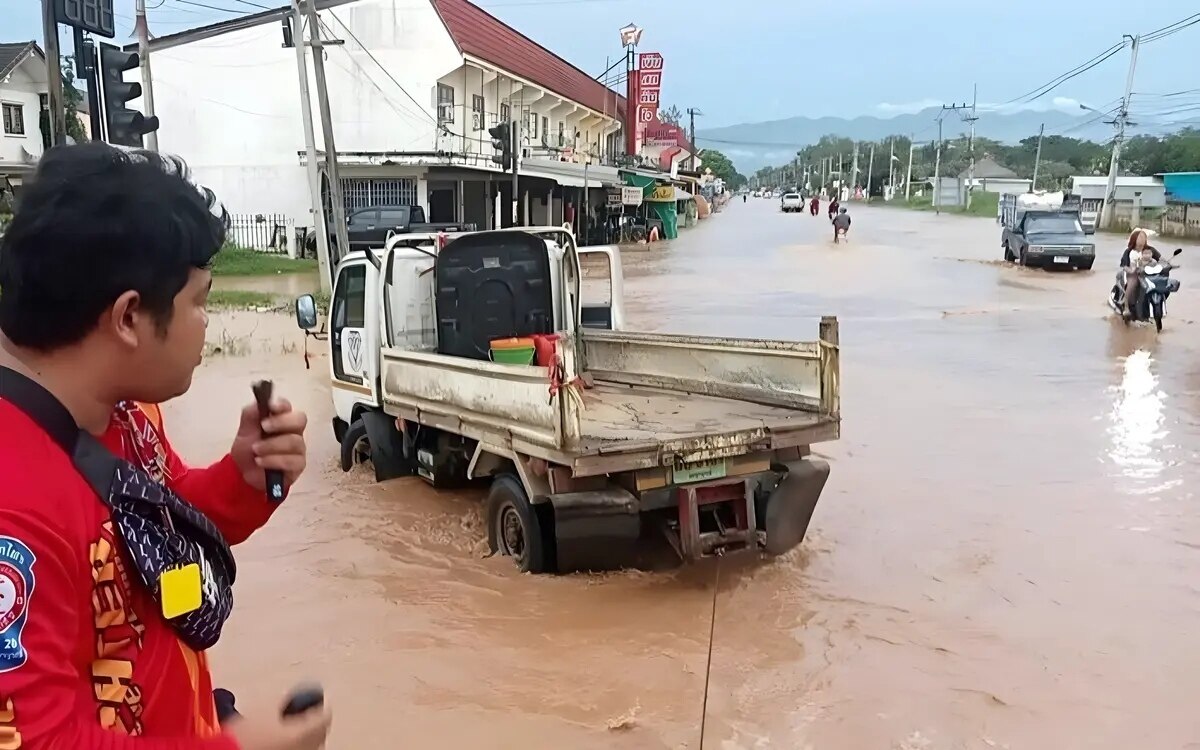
[0,143,228,350]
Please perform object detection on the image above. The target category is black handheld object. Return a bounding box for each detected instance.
[281,684,325,718]
[251,380,286,502]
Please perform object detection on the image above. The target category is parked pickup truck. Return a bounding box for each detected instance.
[1000,192,1095,270]
[295,226,841,573]
[334,204,471,253]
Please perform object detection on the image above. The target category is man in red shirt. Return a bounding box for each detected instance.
[0,144,331,749]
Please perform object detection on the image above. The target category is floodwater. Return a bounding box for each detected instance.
[170,201,1200,749]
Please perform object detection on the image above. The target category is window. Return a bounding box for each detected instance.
[436,84,454,125]
[499,102,510,123]
[542,116,549,143]
[378,207,412,225]
[471,95,484,130]
[331,264,367,382]
[348,209,377,228]
[527,110,537,139]
[2,103,25,136]
[558,121,565,147]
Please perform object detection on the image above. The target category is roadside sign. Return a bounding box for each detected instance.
[55,0,116,38]
[606,187,622,207]
[621,186,643,206]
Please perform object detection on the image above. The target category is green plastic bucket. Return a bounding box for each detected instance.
[489,337,535,365]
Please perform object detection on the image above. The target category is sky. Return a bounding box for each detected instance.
[3,0,1196,129]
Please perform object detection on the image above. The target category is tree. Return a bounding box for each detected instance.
[39,55,88,148]
[699,148,746,188]
[660,105,682,127]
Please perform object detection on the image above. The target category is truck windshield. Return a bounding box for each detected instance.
[1025,215,1083,234]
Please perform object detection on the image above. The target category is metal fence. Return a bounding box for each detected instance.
[228,213,293,254]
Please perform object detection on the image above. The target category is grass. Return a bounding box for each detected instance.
[207,289,280,309]
[211,244,317,277]
[883,190,1000,218]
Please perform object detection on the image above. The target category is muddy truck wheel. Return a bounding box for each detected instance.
[339,412,413,481]
[486,475,556,574]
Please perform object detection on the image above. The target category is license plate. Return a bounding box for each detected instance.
[1054,256,1069,263]
[674,459,727,484]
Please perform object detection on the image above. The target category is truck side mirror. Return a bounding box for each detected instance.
[295,294,318,330]
[1173,248,1183,256]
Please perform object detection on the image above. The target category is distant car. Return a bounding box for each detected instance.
[780,193,803,213]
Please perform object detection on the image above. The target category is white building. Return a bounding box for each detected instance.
[0,41,48,195]
[141,0,628,241]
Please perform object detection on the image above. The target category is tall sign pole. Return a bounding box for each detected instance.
[42,0,67,146]
[618,24,642,157]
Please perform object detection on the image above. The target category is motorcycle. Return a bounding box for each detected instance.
[833,227,848,244]
[1107,248,1182,332]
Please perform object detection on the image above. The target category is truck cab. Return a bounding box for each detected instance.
[313,228,624,445]
[1000,193,1096,270]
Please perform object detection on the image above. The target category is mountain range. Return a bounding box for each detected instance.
[696,107,1116,173]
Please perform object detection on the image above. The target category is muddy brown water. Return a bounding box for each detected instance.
[175,203,1200,748]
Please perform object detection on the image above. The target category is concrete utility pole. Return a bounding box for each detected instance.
[1031,122,1045,192]
[964,85,978,211]
[1100,35,1140,231]
[288,0,331,292]
[850,142,859,198]
[866,143,875,201]
[41,0,66,146]
[686,107,702,170]
[905,140,917,201]
[933,115,944,215]
[887,138,895,196]
[302,0,350,269]
[512,119,520,225]
[134,0,158,151]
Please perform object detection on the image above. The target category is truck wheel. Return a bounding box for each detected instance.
[486,475,554,573]
[340,414,414,480]
[1078,259,1094,271]
[340,419,370,472]
[1018,248,1028,267]
[1003,243,1015,262]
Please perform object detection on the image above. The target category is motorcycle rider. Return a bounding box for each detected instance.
[832,207,851,242]
[1118,229,1161,318]
[809,196,820,216]
[827,197,840,221]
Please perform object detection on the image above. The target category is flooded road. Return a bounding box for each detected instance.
[173,202,1199,748]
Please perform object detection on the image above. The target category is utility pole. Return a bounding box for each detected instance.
[41,0,66,146]
[288,1,331,292]
[134,0,158,151]
[1031,122,1045,192]
[686,107,702,170]
[512,120,520,225]
[850,142,859,199]
[837,152,844,198]
[1100,34,1140,231]
[302,0,350,268]
[933,115,944,214]
[964,84,978,211]
[866,143,875,201]
[905,140,916,201]
[888,138,895,196]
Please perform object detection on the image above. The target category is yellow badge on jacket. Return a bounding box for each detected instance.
[160,564,203,619]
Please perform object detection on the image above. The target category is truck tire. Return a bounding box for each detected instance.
[1078,259,1094,271]
[1003,243,1015,263]
[339,414,412,480]
[486,475,554,574]
[339,419,370,472]
[1018,248,1029,267]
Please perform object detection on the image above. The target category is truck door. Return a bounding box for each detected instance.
[577,246,626,330]
[346,208,379,251]
[377,207,412,245]
[329,259,380,415]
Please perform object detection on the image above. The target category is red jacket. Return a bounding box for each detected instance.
[0,400,277,749]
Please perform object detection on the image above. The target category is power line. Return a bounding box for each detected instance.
[323,14,438,126]
[1142,12,1200,43]
[171,0,251,13]
[999,42,1127,105]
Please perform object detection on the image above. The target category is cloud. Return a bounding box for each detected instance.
[875,99,943,115]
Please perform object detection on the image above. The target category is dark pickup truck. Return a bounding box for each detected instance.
[1000,194,1095,270]
[335,205,471,252]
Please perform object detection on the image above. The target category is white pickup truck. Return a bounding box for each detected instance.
[295,227,841,573]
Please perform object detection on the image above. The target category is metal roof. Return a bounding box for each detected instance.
[0,41,44,80]
[431,0,625,120]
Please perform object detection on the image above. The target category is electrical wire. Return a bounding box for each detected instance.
[323,14,438,126]
[1000,42,1127,106]
[170,0,252,13]
[1142,12,1200,43]
[697,557,721,750]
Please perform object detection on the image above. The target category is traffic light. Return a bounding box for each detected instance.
[98,43,159,148]
[489,121,512,171]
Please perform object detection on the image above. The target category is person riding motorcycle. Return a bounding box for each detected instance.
[1119,229,1161,319]
[809,196,820,216]
[832,207,851,242]
[827,198,840,221]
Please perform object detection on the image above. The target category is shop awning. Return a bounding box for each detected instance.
[521,159,621,188]
[673,186,694,201]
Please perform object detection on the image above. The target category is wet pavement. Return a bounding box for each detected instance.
[175,201,1199,749]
